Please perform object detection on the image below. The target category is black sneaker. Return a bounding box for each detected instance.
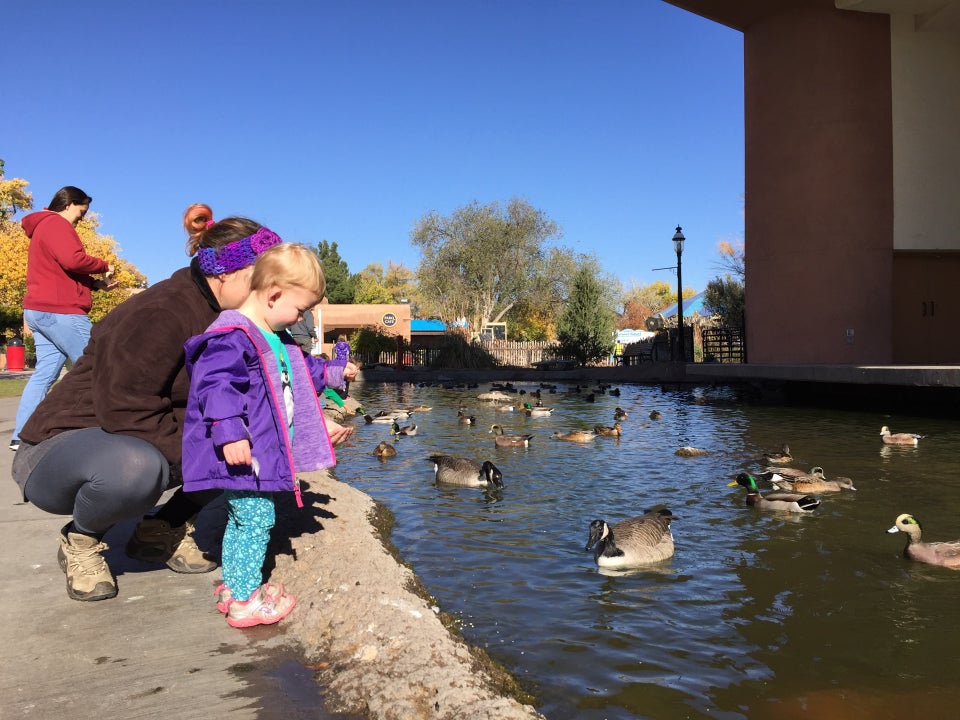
[9,440,19,452]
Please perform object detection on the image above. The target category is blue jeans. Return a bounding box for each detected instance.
[12,310,92,441]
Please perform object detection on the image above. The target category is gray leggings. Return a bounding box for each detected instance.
[21,428,172,536]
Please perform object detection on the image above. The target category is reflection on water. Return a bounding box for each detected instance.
[332,381,960,720]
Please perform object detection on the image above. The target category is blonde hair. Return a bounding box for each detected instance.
[250,243,326,299]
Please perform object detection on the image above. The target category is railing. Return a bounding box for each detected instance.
[701,326,745,363]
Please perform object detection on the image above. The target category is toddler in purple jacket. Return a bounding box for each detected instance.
[183,239,357,628]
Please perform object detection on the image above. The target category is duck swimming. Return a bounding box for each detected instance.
[489,424,534,447]
[887,513,960,568]
[728,472,821,513]
[761,444,793,464]
[593,423,623,437]
[880,426,923,446]
[373,441,397,458]
[553,429,597,442]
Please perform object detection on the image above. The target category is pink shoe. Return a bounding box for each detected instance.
[215,581,285,614]
[226,585,296,628]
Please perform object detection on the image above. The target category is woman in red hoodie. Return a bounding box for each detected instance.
[10,186,115,452]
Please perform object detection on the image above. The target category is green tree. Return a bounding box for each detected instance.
[555,266,616,366]
[315,240,356,303]
[703,276,745,327]
[411,197,565,335]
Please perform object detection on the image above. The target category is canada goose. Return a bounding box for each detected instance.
[585,509,675,569]
[880,426,923,446]
[489,424,534,447]
[770,475,856,493]
[373,441,397,458]
[391,420,418,437]
[887,513,960,568]
[428,454,504,488]
[649,410,662,420]
[553,429,597,442]
[675,446,710,457]
[728,472,821,513]
[614,408,628,421]
[761,444,793,464]
[593,423,623,437]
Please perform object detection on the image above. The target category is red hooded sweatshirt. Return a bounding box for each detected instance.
[21,210,110,315]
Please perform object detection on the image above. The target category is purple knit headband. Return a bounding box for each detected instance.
[197,227,283,275]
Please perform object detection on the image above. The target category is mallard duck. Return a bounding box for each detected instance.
[408,405,432,412]
[585,509,675,569]
[880,426,923,446]
[761,444,793,464]
[428,454,504,488]
[675,446,710,457]
[364,413,399,425]
[771,475,856,493]
[391,420,418,437]
[489,424,534,447]
[524,404,553,417]
[649,410,662,420]
[727,472,821,512]
[887,514,960,568]
[614,407,628,421]
[553,429,597,442]
[373,441,397,458]
[593,423,623,437]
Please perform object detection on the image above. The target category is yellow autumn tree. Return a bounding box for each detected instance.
[0,210,147,329]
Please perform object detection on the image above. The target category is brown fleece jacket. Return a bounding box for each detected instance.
[19,261,221,465]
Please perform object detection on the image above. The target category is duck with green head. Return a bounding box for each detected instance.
[728,472,821,512]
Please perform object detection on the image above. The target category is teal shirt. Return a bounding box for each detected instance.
[259,329,294,440]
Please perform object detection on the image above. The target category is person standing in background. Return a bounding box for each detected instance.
[10,186,115,452]
[333,333,352,399]
[287,306,317,354]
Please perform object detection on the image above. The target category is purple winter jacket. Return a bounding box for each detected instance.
[182,310,346,504]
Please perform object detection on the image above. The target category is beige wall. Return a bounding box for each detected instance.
[311,302,411,357]
[890,14,960,251]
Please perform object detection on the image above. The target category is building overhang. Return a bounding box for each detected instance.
[663,0,960,31]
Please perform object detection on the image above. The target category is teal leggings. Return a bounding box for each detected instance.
[222,490,275,602]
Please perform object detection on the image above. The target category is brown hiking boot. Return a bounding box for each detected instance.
[58,524,118,601]
[125,516,218,574]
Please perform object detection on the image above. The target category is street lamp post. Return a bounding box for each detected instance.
[673,226,685,363]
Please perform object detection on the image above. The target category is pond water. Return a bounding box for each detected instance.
[332,380,960,720]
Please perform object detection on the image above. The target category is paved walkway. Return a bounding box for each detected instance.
[0,395,328,720]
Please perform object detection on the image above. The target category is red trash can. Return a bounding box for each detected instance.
[6,338,25,372]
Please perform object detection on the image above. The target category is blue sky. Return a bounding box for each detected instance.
[4,1,743,295]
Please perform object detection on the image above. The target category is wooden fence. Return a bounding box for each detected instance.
[701,326,745,363]
[354,332,748,368]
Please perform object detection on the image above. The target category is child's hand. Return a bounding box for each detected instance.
[222,439,252,465]
[344,361,359,380]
